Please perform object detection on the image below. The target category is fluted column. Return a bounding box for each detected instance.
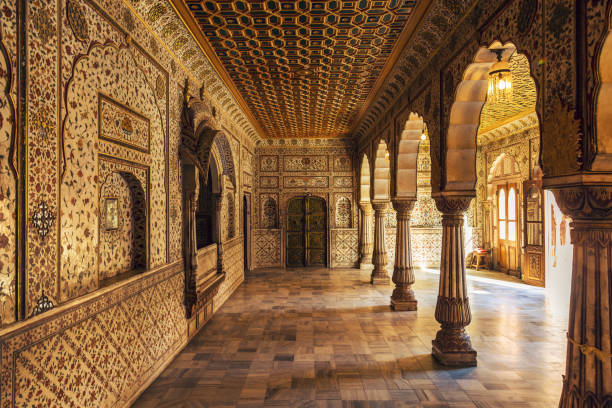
[390,198,417,311]
[555,186,612,407]
[431,193,477,366]
[370,200,390,285]
[359,201,374,269]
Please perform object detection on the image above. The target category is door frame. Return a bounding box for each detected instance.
[495,181,520,275]
[284,194,328,268]
[243,193,251,273]
[522,180,545,286]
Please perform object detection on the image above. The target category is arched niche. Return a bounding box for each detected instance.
[445,42,517,191]
[373,140,391,200]
[360,154,371,203]
[594,28,612,171]
[396,112,424,198]
[98,170,147,283]
[194,153,221,249]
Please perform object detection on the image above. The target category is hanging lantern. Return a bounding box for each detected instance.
[488,49,512,104]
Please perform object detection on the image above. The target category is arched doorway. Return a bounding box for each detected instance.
[286,196,327,267]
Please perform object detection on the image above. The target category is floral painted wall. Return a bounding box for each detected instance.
[0,0,255,406]
[253,139,358,268]
[0,0,17,327]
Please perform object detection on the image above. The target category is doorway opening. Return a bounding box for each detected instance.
[286,196,327,267]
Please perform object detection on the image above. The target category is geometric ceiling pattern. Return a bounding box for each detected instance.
[178,0,421,138]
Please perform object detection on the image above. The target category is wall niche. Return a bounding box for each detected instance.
[99,170,147,284]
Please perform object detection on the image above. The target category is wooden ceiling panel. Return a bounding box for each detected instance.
[173,0,426,138]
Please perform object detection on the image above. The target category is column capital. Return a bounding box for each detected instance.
[432,192,473,215]
[371,200,390,212]
[359,201,373,214]
[550,185,612,220]
[391,198,416,213]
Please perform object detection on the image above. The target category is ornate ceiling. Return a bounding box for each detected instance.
[172,0,430,138]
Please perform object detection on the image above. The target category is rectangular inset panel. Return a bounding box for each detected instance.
[98,93,150,153]
[333,156,352,171]
[333,176,352,188]
[284,155,328,171]
[260,155,279,172]
[284,176,328,188]
[259,176,279,188]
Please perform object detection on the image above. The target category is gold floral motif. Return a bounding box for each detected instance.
[66,0,89,42]
[32,8,54,44]
[147,4,167,23]
[541,96,581,176]
[155,75,165,99]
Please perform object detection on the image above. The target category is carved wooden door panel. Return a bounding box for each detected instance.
[497,183,519,274]
[286,196,327,267]
[523,181,545,286]
[287,197,305,267]
[306,196,326,266]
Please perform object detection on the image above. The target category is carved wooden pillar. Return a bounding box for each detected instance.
[431,193,477,366]
[215,193,224,274]
[391,198,417,311]
[371,200,390,284]
[359,201,374,269]
[554,186,612,407]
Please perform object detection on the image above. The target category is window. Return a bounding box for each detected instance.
[498,188,506,240]
[508,187,517,242]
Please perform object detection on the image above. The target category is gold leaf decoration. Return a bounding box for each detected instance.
[541,96,581,176]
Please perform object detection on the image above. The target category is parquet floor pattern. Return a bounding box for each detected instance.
[134,267,568,408]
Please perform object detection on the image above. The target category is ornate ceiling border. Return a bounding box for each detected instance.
[122,0,263,142]
[477,111,539,146]
[351,0,478,139]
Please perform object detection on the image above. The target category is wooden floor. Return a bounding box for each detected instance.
[133,267,568,408]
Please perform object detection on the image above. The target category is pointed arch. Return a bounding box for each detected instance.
[396,112,424,198]
[360,153,371,203]
[373,140,391,200]
[445,42,518,191]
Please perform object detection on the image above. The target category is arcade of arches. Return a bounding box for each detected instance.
[1,1,611,407]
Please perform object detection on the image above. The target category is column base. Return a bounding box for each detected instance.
[432,341,477,367]
[370,273,390,285]
[391,298,417,311]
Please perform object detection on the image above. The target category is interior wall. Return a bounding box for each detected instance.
[253,141,358,268]
[0,0,253,406]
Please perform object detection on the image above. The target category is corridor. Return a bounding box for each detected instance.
[134,268,568,407]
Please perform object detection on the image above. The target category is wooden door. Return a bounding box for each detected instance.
[287,197,305,267]
[523,181,545,286]
[497,183,519,274]
[286,196,327,267]
[306,196,326,266]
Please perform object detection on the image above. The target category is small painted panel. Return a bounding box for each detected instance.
[284,176,328,188]
[260,176,279,188]
[333,176,353,188]
[103,197,119,230]
[260,155,279,172]
[99,94,150,153]
[333,156,352,171]
[284,155,328,172]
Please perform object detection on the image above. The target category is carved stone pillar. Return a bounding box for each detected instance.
[431,193,477,366]
[554,186,612,407]
[370,200,390,284]
[359,201,374,269]
[391,198,417,311]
